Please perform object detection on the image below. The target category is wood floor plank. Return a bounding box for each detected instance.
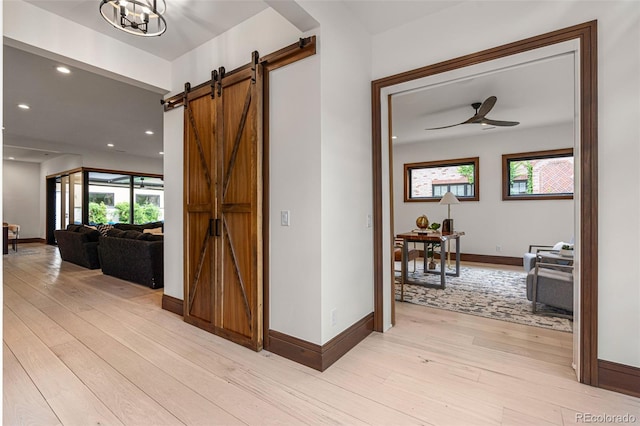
[38,305,245,425]
[50,340,185,426]
[75,296,368,425]
[4,283,185,425]
[4,244,639,426]
[3,306,125,425]
[3,343,62,426]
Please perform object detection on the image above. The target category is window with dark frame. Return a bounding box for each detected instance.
[502,148,574,200]
[88,192,115,206]
[404,157,479,202]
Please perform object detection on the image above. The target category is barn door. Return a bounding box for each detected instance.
[183,54,263,351]
[216,55,263,350]
[183,85,217,332]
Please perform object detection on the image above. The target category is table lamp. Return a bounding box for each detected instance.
[439,191,460,233]
[439,191,460,268]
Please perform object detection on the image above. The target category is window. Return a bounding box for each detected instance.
[404,157,479,202]
[133,176,164,225]
[89,192,115,206]
[502,148,574,200]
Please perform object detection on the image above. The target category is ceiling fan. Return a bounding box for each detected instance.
[425,96,519,130]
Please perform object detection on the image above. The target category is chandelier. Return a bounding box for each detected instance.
[99,0,167,37]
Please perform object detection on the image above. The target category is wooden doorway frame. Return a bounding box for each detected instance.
[371,22,598,385]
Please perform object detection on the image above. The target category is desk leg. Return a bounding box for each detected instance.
[423,242,427,272]
[439,243,446,289]
[401,241,407,302]
[454,237,461,276]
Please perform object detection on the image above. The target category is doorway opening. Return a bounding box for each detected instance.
[389,52,576,332]
[371,22,598,385]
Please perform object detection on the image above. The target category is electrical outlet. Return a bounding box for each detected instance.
[496,245,502,252]
[331,308,337,326]
[280,210,290,226]
[366,214,372,228]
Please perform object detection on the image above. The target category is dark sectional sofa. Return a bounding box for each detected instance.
[99,228,164,289]
[54,222,164,288]
[54,224,101,269]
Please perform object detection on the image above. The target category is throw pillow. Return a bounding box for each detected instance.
[96,224,113,237]
[106,228,126,238]
[143,227,163,235]
[123,230,143,239]
[77,226,101,242]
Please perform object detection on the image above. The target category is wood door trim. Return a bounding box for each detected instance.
[371,21,598,385]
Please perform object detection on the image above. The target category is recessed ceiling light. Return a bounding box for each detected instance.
[145,130,154,135]
[107,143,114,147]
[391,136,397,139]
[56,66,71,74]
[8,157,15,160]
[18,104,30,110]
[159,151,164,155]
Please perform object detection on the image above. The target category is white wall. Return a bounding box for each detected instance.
[296,2,374,344]
[2,160,40,238]
[373,1,640,368]
[393,123,574,258]
[269,54,322,343]
[170,8,303,95]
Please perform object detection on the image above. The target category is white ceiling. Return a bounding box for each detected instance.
[5,0,462,164]
[3,45,164,161]
[3,0,571,165]
[391,53,575,145]
[22,0,270,61]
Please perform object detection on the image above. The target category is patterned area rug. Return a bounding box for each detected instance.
[396,266,573,332]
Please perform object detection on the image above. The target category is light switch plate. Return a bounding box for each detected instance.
[281,210,290,226]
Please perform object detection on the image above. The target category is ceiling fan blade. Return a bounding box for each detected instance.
[476,96,497,118]
[482,118,520,127]
[425,122,466,130]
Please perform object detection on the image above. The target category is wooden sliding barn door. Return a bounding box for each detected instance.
[184,57,263,351]
[184,86,216,331]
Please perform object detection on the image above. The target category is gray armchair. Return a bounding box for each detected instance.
[523,241,572,272]
[526,255,573,318]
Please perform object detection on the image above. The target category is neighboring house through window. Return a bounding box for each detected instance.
[502,148,574,200]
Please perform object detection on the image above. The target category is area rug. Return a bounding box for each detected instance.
[395,266,573,332]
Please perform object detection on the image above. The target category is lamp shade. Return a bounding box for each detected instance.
[439,191,460,205]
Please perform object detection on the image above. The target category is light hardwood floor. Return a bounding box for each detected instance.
[3,244,639,425]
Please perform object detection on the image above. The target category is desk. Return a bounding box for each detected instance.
[397,231,465,300]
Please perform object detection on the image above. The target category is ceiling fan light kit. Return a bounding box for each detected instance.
[425,96,520,130]
[100,0,167,37]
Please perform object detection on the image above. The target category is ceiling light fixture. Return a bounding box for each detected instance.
[100,0,167,37]
[159,151,164,155]
[145,130,154,135]
[107,143,115,147]
[57,66,71,74]
[18,104,30,110]
[8,157,15,160]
